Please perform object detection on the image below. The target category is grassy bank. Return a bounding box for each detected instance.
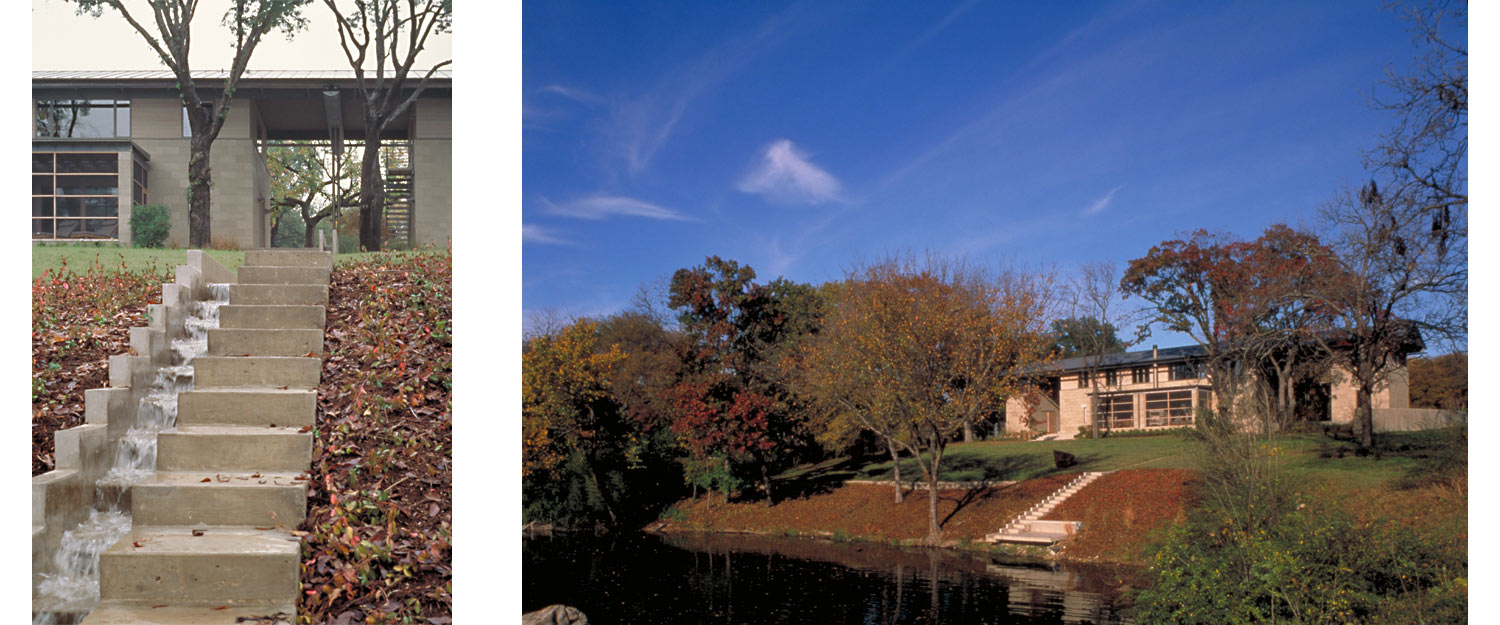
[664,429,1464,569]
[32,244,245,278]
[820,430,1457,489]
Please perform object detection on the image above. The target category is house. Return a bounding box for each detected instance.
[32,70,451,248]
[1004,343,1416,437]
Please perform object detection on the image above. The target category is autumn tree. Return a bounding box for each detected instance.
[67,0,312,247]
[1407,352,1466,410]
[795,278,917,502]
[521,319,627,525]
[323,0,451,251]
[1121,231,1242,406]
[1216,225,1341,430]
[664,257,822,505]
[811,256,1052,541]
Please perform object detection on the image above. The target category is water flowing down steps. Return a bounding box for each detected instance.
[79,249,329,625]
[983,471,1108,546]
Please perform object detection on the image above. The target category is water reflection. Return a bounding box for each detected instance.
[523,531,1137,624]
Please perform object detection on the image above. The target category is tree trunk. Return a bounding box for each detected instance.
[304,220,317,248]
[269,218,280,248]
[1355,385,1375,449]
[187,137,214,247]
[962,420,974,443]
[761,464,772,507]
[886,439,904,503]
[926,476,941,542]
[359,134,385,251]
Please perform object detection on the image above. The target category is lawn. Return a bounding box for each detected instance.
[807,429,1460,491]
[32,243,443,279]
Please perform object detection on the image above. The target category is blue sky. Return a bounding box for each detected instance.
[521,0,1451,347]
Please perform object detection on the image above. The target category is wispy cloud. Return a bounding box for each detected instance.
[537,84,605,105]
[879,0,983,72]
[609,6,814,175]
[540,194,691,221]
[1083,184,1125,215]
[522,223,572,245]
[737,139,843,205]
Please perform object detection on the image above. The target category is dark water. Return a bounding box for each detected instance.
[522,532,1139,624]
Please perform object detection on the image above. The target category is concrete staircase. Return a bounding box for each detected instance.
[983,471,1106,545]
[83,249,330,625]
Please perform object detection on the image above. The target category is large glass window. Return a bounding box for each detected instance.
[36,100,130,138]
[1131,366,1150,384]
[1144,390,1195,426]
[32,152,120,240]
[1094,395,1135,430]
[1169,361,1206,381]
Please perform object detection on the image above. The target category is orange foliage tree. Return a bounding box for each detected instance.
[521,319,626,520]
[801,255,1053,541]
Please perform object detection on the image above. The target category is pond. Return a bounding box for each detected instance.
[522,531,1141,624]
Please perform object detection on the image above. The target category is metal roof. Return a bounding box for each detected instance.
[32,69,451,81]
[1041,345,1208,374]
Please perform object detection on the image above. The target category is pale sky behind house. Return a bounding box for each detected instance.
[32,0,451,71]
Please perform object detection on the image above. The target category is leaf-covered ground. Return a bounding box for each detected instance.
[32,258,170,475]
[663,475,1074,543]
[1041,469,1201,564]
[300,251,453,625]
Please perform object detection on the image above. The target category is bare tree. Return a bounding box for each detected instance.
[1312,181,1464,449]
[1064,261,1138,438]
[323,0,452,251]
[68,0,311,247]
[1306,1,1467,450]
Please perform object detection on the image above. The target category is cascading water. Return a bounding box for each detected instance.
[33,284,230,625]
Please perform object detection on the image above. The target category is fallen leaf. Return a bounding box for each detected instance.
[201,477,212,483]
[192,529,205,536]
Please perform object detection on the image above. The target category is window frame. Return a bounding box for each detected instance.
[32,151,122,241]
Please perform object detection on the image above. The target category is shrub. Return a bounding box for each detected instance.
[129,204,171,248]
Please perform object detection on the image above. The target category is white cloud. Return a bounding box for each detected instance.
[540,194,690,221]
[1083,184,1125,215]
[737,139,843,205]
[522,223,571,245]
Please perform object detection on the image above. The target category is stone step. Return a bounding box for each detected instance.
[131,472,307,527]
[237,266,331,286]
[208,328,324,357]
[157,427,313,473]
[193,357,322,389]
[244,248,332,268]
[98,527,300,605]
[219,305,326,330]
[82,601,294,624]
[177,389,316,428]
[228,283,329,306]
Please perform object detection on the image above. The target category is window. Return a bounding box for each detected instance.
[1104,369,1119,386]
[33,152,119,240]
[1169,361,1206,381]
[1077,372,1090,388]
[1132,366,1150,384]
[1095,395,1135,430]
[132,159,148,206]
[36,99,130,138]
[1144,390,1195,426]
[183,104,214,137]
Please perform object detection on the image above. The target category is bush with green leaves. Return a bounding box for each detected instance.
[129,204,171,248]
[1134,407,1466,624]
